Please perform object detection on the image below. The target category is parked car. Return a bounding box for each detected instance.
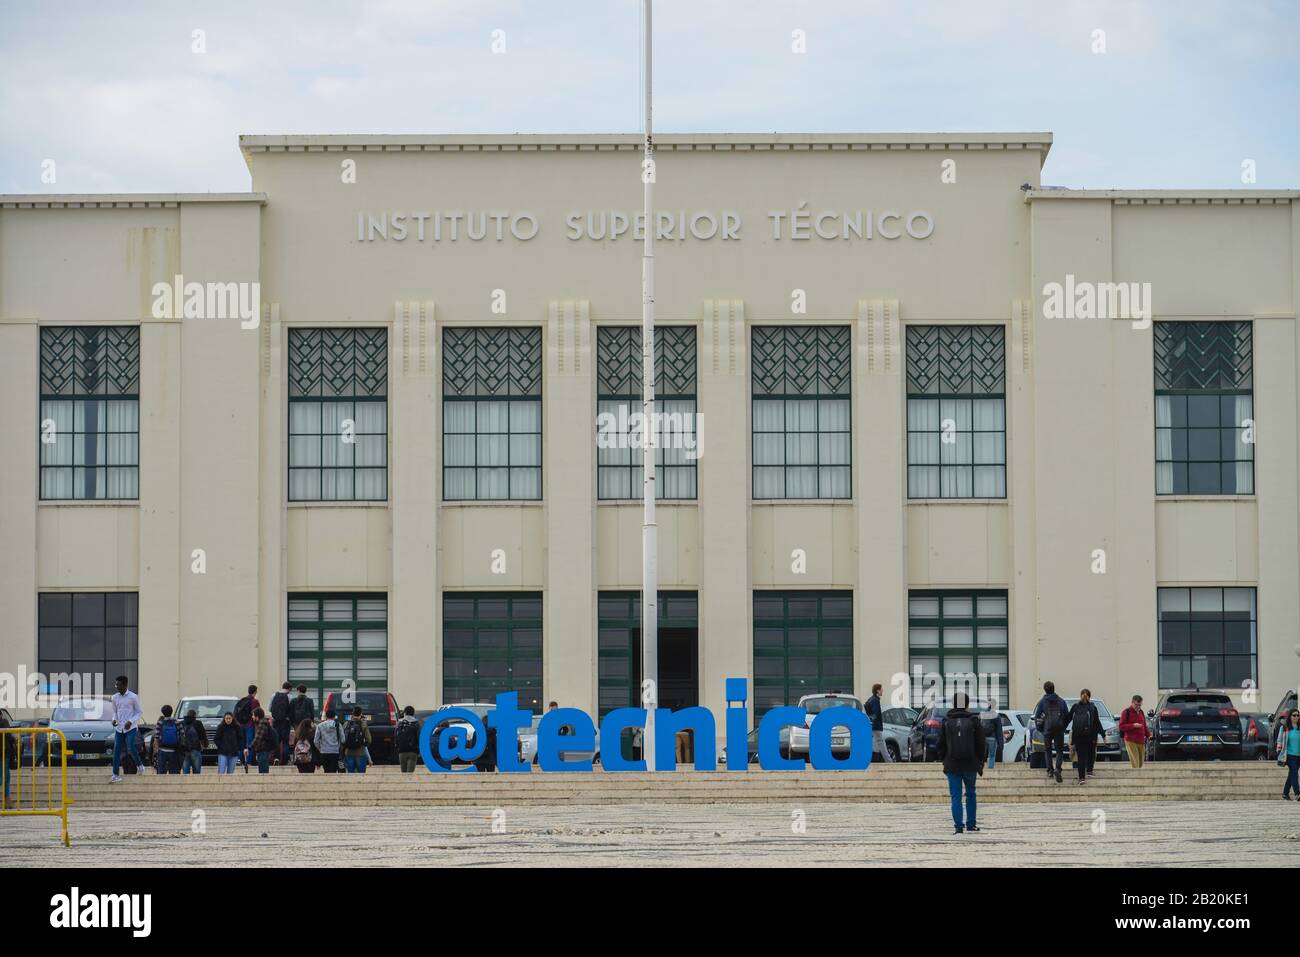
[1239,712,1272,761]
[786,693,867,760]
[1148,690,1241,760]
[1027,696,1121,762]
[24,698,116,765]
[1000,709,1033,762]
[907,700,991,762]
[320,689,400,762]
[880,707,917,762]
[721,727,763,765]
[142,695,238,763]
[518,712,600,765]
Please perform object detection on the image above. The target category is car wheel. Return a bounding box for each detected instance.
[886,741,900,763]
[1014,747,1025,763]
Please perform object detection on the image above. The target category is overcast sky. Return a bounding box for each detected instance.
[2,0,1296,194]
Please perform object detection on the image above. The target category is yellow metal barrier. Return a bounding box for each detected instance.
[1,727,70,847]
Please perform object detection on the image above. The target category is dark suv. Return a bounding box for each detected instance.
[908,701,990,762]
[320,690,399,763]
[1149,691,1241,760]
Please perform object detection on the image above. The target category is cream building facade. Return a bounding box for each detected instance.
[2,133,1297,735]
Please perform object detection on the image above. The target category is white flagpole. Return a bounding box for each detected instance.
[640,0,658,771]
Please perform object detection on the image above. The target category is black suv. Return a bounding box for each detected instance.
[320,690,399,763]
[1149,690,1241,760]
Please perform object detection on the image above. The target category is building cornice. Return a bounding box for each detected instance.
[1025,188,1296,204]
[0,193,267,209]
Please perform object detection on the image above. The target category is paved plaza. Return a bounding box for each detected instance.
[4,800,1297,867]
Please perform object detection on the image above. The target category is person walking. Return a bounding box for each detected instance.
[314,708,344,773]
[395,706,422,772]
[269,682,293,766]
[251,708,279,774]
[341,706,372,774]
[234,684,260,769]
[1282,709,1300,801]
[213,711,242,775]
[153,704,183,774]
[864,684,894,764]
[1032,681,1070,783]
[291,718,318,773]
[1,711,15,809]
[1063,689,1105,784]
[180,709,208,774]
[288,685,315,731]
[1119,694,1149,769]
[937,691,985,834]
[980,699,1003,770]
[109,674,146,782]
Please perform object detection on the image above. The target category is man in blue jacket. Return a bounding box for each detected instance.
[864,683,893,763]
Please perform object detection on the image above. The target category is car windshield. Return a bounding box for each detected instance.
[1067,698,1113,719]
[327,692,391,714]
[443,704,494,720]
[178,699,236,719]
[1014,713,1031,727]
[52,702,111,721]
[803,697,862,714]
[1166,694,1232,708]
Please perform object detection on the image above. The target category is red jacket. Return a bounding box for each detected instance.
[1119,705,1149,743]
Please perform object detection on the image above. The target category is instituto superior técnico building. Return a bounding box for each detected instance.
[2,133,1297,736]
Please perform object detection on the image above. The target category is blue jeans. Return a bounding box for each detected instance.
[217,754,238,774]
[243,726,255,764]
[157,750,181,774]
[986,737,998,769]
[256,751,272,773]
[344,753,367,774]
[1285,755,1300,798]
[945,771,978,830]
[182,751,203,774]
[112,729,144,775]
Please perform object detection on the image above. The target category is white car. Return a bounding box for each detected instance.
[1000,709,1033,762]
[787,693,865,760]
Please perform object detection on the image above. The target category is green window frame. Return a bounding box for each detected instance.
[287,593,389,704]
[37,592,139,694]
[39,326,140,500]
[1154,321,1253,495]
[597,591,698,718]
[751,326,852,500]
[443,327,543,501]
[907,590,1009,708]
[443,592,544,712]
[288,328,388,502]
[596,326,698,500]
[752,591,853,719]
[1157,587,1257,690]
[906,325,1006,499]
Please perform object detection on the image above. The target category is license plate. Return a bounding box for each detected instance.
[363,714,373,722]
[1187,735,1213,743]
[832,737,847,746]
[76,752,99,761]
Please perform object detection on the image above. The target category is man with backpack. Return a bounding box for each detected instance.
[1063,689,1105,784]
[1033,680,1070,783]
[313,708,344,773]
[936,692,985,834]
[341,705,372,773]
[234,684,260,768]
[395,705,421,772]
[180,708,208,774]
[153,704,183,774]
[269,682,293,766]
[251,708,279,773]
[288,684,315,729]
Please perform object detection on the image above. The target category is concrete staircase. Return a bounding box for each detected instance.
[10,761,1285,808]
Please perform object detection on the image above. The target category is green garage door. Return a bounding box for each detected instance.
[442,592,543,712]
[752,591,853,719]
[287,594,388,704]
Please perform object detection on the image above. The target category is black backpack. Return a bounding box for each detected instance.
[343,719,366,751]
[395,719,420,753]
[234,696,254,725]
[270,692,290,723]
[1042,697,1066,734]
[944,714,977,761]
[1074,705,1093,735]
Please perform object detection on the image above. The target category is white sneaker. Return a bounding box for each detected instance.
[110,774,122,783]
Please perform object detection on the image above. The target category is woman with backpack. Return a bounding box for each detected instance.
[292,718,318,773]
[180,709,208,774]
[214,711,243,775]
[1063,689,1105,784]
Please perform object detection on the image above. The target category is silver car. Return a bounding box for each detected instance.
[518,712,600,765]
[28,698,116,765]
